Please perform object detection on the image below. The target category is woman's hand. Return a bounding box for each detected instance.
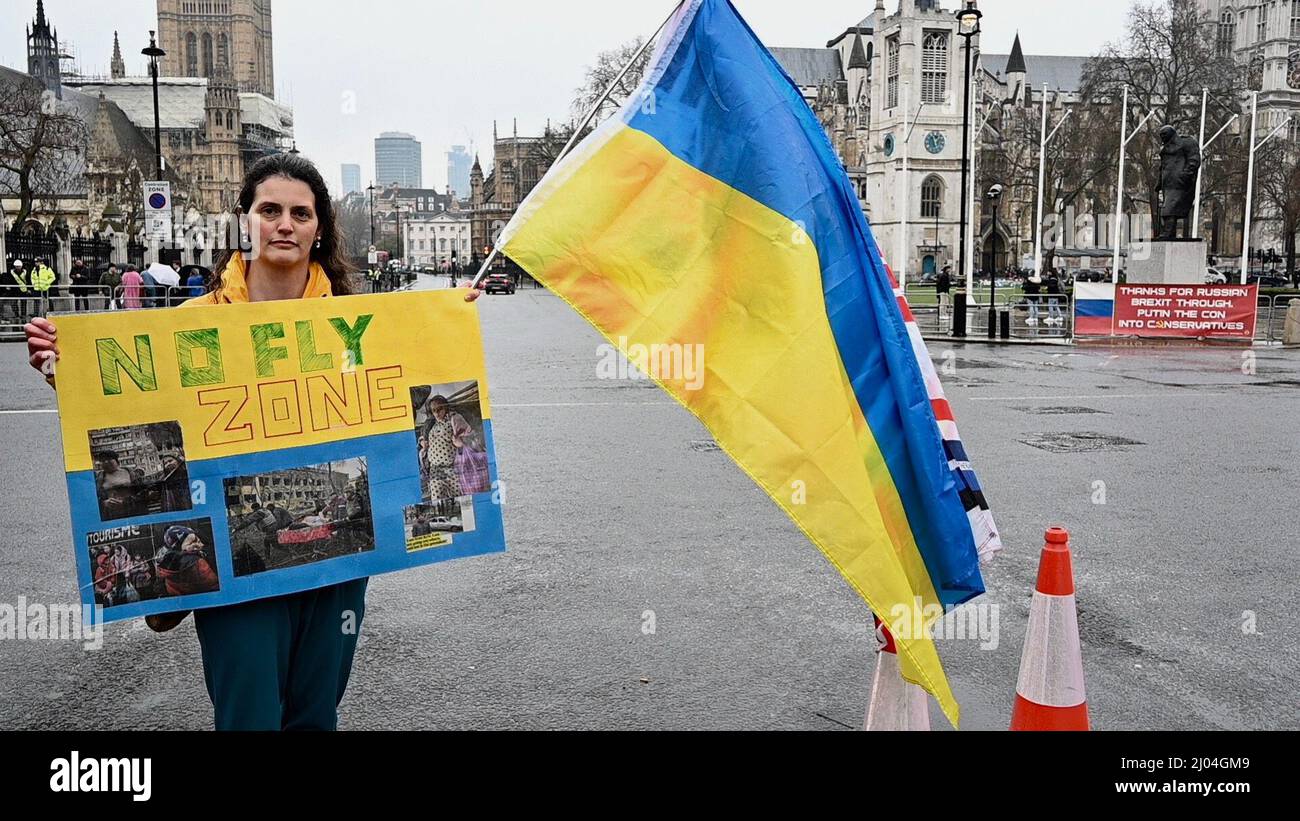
[25,317,59,385]
[464,286,482,303]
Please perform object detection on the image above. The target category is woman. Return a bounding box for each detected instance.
[154,525,219,598]
[25,153,479,730]
[120,265,143,310]
[421,395,475,503]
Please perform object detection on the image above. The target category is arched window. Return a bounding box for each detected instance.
[886,36,900,109]
[1293,0,1300,37]
[921,31,949,104]
[920,175,943,219]
[1218,9,1236,56]
[185,32,198,75]
[202,32,214,76]
[1257,5,1267,43]
[218,33,229,71]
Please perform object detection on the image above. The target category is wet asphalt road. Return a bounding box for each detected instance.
[1,274,1296,730]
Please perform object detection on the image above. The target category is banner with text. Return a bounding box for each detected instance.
[1114,284,1258,339]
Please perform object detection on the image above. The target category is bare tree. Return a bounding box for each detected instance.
[334,195,371,260]
[979,93,1118,271]
[572,38,651,128]
[1253,141,1300,285]
[1080,0,1243,238]
[0,75,88,228]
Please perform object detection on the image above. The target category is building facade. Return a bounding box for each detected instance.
[3,0,292,276]
[469,121,563,263]
[157,0,276,97]
[772,1,1101,277]
[404,211,471,267]
[375,132,422,188]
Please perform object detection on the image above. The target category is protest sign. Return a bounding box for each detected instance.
[54,290,505,624]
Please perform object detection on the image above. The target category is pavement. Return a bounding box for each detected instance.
[0,273,1296,730]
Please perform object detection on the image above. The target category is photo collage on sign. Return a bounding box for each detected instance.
[87,423,218,607]
[405,381,486,552]
[223,457,377,577]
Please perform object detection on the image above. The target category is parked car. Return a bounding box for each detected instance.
[1247,272,1289,288]
[482,272,516,295]
[1205,267,1228,285]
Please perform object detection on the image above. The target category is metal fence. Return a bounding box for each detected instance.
[910,294,1075,342]
[0,284,210,339]
[1255,294,1298,345]
[911,291,1299,345]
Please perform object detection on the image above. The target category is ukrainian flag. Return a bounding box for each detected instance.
[499,0,998,726]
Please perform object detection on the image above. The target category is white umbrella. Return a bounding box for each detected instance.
[147,262,181,287]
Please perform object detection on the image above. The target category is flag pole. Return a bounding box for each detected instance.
[470,1,684,288]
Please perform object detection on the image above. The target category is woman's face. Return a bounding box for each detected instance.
[430,401,449,419]
[247,176,320,268]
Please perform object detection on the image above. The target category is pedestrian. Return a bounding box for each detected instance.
[140,264,159,308]
[120,265,143,309]
[185,266,207,298]
[936,264,952,323]
[1023,273,1042,326]
[25,152,481,731]
[31,258,56,316]
[1045,268,1064,326]
[7,259,31,323]
[70,259,91,311]
[98,263,122,308]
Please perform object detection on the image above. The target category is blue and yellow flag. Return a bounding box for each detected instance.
[499,0,999,725]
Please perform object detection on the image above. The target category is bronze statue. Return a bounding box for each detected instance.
[1157,124,1201,240]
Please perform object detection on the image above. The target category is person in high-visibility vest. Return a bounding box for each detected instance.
[8,259,31,321]
[31,259,56,315]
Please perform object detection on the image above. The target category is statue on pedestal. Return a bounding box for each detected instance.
[1156,124,1201,240]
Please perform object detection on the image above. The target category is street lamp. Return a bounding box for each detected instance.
[141,31,166,179]
[396,204,405,269]
[367,183,376,247]
[986,183,1003,339]
[955,0,982,302]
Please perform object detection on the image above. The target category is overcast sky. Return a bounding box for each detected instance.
[1,1,1133,195]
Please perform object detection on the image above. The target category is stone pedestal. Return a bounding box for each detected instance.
[1127,240,1206,284]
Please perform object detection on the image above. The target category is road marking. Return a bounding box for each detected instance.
[495,401,677,408]
[967,392,1236,402]
[0,408,57,414]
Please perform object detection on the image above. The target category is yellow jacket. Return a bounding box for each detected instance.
[31,265,56,292]
[183,253,334,305]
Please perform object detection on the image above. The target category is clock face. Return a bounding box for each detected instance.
[883,134,896,157]
[925,131,946,154]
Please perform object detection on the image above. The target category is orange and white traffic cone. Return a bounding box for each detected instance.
[863,617,931,731]
[1010,526,1090,730]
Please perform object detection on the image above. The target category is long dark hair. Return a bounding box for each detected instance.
[213,153,356,296]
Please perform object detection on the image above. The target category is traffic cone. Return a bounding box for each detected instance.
[863,617,931,731]
[1010,526,1090,730]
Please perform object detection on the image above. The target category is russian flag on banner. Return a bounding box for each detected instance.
[1074,282,1116,336]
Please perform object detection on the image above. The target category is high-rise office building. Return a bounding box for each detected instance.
[446,145,472,198]
[341,163,361,195]
[375,132,422,188]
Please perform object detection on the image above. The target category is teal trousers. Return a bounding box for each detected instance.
[194,579,368,730]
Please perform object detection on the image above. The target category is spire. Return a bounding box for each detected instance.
[848,33,869,70]
[472,154,481,172]
[1006,32,1027,75]
[111,30,125,79]
[36,0,47,29]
